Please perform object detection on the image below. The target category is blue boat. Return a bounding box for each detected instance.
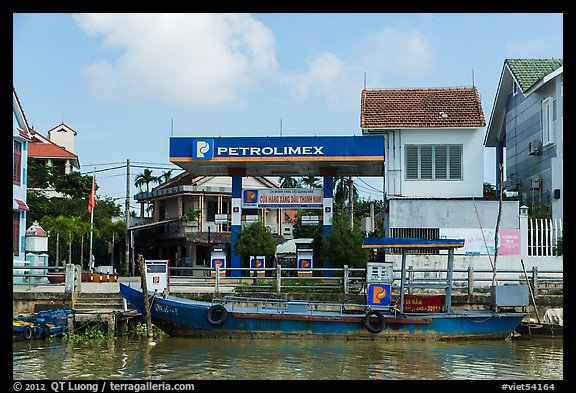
[120,238,527,340]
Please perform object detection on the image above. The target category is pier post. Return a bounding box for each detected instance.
[467,265,474,298]
[532,266,539,297]
[138,255,153,338]
[276,264,282,295]
[215,265,220,296]
[343,265,349,295]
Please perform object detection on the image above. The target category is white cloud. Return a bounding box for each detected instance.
[74,13,278,107]
[281,52,359,103]
[364,27,433,74]
[279,27,433,106]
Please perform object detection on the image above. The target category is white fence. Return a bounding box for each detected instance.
[527,218,563,256]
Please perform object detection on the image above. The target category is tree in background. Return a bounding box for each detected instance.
[134,168,159,192]
[27,163,123,270]
[278,176,301,188]
[300,176,321,188]
[233,221,277,272]
[323,214,369,268]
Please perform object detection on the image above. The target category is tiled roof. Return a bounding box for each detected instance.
[360,87,486,129]
[505,58,563,92]
[28,141,78,159]
[28,143,77,158]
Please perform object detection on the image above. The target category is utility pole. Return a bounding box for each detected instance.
[125,159,131,276]
[348,177,354,229]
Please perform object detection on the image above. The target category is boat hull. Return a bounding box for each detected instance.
[515,322,563,337]
[120,283,524,340]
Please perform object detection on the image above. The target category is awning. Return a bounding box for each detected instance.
[14,199,29,211]
[276,238,314,255]
[362,237,465,249]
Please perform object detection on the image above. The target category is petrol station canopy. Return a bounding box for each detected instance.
[169,135,385,177]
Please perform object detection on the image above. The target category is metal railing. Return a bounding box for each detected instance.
[13,264,562,297]
[167,265,563,297]
[528,218,563,256]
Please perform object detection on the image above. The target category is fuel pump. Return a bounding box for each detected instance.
[366,262,394,308]
[145,260,170,293]
[296,242,313,277]
[250,256,266,277]
[210,244,227,277]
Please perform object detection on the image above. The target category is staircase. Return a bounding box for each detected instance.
[73,292,132,314]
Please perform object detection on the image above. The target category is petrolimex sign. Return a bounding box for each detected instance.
[192,138,325,160]
[170,136,384,162]
[243,188,323,209]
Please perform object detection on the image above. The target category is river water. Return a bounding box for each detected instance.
[13,336,563,381]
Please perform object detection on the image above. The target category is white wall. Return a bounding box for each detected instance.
[385,128,485,198]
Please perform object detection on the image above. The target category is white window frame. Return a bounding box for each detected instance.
[542,97,554,146]
[405,144,462,181]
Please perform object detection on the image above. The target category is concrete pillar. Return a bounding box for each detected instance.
[322,176,333,238]
[230,175,242,277]
[519,205,529,261]
[496,139,504,193]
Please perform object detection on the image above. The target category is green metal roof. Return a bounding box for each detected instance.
[505,58,563,92]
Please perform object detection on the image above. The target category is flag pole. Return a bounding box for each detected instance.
[88,168,95,272]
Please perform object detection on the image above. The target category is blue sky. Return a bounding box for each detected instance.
[13,13,563,212]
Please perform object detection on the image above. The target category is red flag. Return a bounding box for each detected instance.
[88,175,97,213]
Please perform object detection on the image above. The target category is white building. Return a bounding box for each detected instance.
[13,88,32,277]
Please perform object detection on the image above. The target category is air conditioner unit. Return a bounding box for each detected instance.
[528,140,541,155]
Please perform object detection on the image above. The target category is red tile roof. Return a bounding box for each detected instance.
[28,142,78,158]
[360,87,486,129]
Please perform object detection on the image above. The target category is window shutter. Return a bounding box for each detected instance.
[449,145,462,179]
[434,145,447,179]
[405,145,418,179]
[420,145,433,179]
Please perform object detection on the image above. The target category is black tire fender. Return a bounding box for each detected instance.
[22,325,33,340]
[363,310,385,334]
[206,304,228,327]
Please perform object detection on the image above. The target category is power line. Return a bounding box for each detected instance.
[355,177,383,193]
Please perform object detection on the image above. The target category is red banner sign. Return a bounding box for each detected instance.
[396,295,445,312]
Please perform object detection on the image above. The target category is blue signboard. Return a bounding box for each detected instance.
[170,136,384,162]
[367,283,391,307]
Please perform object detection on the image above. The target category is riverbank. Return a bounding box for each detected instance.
[13,276,561,321]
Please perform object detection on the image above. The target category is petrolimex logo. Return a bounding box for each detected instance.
[192,139,214,160]
[367,283,391,307]
[243,189,258,207]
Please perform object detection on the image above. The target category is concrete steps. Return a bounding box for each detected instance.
[73,292,132,313]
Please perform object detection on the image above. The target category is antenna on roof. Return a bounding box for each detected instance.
[280,118,283,136]
[472,68,475,87]
[171,118,174,137]
[364,72,367,90]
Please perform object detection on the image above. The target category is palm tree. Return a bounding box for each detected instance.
[301,176,321,188]
[63,216,79,265]
[134,168,159,192]
[135,169,160,218]
[333,176,358,213]
[278,176,301,188]
[40,215,69,266]
[158,170,174,185]
[74,220,92,270]
[101,219,126,270]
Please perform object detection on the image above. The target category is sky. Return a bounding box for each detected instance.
[12,13,563,214]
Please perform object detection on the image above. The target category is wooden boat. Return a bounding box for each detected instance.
[120,238,527,340]
[515,308,563,338]
[515,322,563,337]
[120,284,525,339]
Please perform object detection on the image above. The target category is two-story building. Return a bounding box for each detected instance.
[484,58,563,220]
[27,122,80,198]
[361,86,520,257]
[13,88,32,264]
[130,172,286,274]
